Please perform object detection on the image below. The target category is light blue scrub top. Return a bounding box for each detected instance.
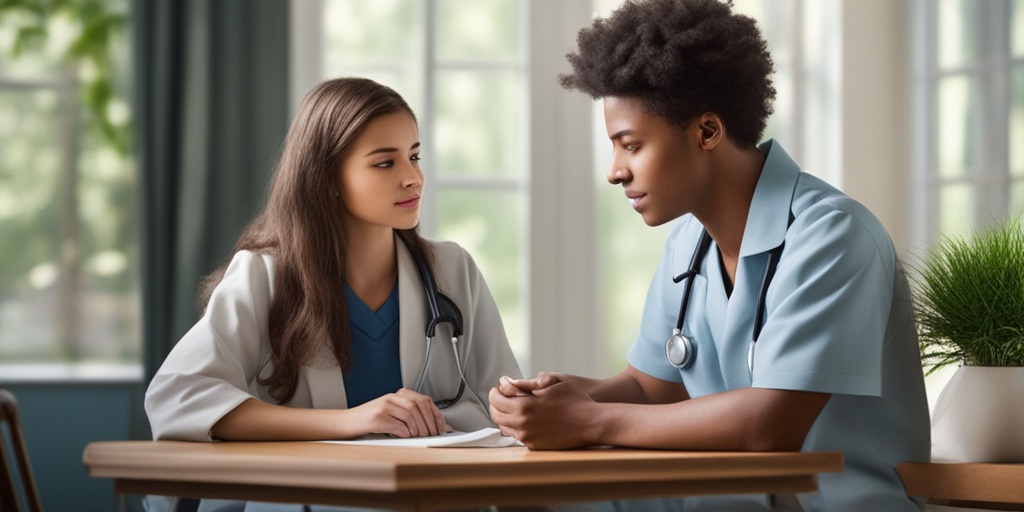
[627,140,930,511]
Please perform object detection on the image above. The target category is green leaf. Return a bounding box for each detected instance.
[0,0,130,156]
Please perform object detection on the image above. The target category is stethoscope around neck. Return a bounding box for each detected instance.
[396,232,489,415]
[665,228,785,378]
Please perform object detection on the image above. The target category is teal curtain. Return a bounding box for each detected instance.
[131,0,290,384]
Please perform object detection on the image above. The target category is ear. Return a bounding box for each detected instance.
[697,113,723,150]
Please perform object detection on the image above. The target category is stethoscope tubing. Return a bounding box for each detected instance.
[673,231,714,330]
[668,228,785,377]
[399,232,489,417]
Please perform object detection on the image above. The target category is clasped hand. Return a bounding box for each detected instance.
[488,372,599,450]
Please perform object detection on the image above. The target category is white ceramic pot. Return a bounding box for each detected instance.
[930,366,1024,462]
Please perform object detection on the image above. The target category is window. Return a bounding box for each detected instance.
[916,0,1024,241]
[910,0,1024,403]
[0,1,138,375]
[318,0,530,365]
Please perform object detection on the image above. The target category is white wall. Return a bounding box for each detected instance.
[527,0,601,377]
[839,0,915,258]
[838,0,956,410]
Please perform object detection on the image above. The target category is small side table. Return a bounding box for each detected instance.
[898,462,1024,511]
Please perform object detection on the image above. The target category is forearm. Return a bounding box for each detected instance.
[211,398,360,441]
[586,366,688,404]
[589,393,751,450]
[587,388,829,451]
[503,366,686,407]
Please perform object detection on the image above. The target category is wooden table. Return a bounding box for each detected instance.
[898,462,1024,511]
[84,441,843,511]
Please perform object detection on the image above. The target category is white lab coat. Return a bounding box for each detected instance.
[145,235,522,441]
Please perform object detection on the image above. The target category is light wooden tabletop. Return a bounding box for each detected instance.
[84,440,843,511]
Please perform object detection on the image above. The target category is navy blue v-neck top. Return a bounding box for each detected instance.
[341,283,403,408]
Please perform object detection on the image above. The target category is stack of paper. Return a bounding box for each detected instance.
[322,427,522,448]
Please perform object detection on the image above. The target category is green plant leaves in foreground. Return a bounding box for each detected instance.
[911,218,1024,374]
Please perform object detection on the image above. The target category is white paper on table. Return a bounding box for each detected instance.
[320,427,522,448]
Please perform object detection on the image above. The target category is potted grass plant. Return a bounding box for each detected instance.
[912,216,1024,462]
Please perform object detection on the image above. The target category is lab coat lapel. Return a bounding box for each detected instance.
[302,277,348,408]
[396,234,428,389]
[304,363,347,409]
[305,235,425,409]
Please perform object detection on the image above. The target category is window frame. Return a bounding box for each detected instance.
[914,0,1021,244]
[0,59,140,380]
[0,74,83,359]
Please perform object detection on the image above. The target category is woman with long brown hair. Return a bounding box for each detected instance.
[145,77,521,444]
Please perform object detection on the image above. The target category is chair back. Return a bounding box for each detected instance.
[0,389,43,512]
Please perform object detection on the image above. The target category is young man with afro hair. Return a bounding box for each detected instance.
[489,0,930,510]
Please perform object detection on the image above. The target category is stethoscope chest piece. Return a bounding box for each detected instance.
[664,230,713,371]
[663,226,787,376]
[665,328,696,369]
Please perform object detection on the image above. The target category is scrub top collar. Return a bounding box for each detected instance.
[738,139,801,257]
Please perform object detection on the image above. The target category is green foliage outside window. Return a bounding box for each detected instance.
[0,0,130,153]
[0,0,137,363]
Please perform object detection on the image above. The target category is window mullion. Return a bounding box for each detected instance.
[421,0,439,237]
[915,0,940,244]
[57,69,82,360]
[985,0,1012,222]
[790,0,805,165]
